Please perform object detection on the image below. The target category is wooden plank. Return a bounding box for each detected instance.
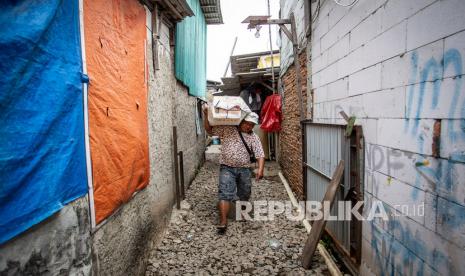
[151,4,160,71]
[172,127,181,210]
[279,24,293,41]
[258,80,273,92]
[301,160,345,269]
[290,13,304,121]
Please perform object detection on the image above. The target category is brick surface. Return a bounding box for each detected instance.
[279,52,307,198]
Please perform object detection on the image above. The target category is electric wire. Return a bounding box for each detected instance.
[333,0,360,7]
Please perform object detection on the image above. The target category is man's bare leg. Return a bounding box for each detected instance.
[217,200,230,234]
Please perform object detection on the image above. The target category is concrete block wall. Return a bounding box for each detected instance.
[174,83,206,187]
[310,0,465,275]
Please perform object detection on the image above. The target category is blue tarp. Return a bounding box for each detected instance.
[0,0,88,244]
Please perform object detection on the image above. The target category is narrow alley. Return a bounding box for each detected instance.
[145,161,329,275]
[1,0,465,275]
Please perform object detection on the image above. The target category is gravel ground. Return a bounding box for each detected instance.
[146,161,330,275]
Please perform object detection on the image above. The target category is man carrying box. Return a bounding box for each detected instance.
[203,105,265,235]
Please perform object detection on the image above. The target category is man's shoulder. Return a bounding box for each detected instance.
[213,125,236,131]
[212,125,236,136]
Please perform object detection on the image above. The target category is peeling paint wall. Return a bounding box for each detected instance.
[310,0,465,274]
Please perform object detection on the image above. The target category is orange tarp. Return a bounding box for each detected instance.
[84,0,149,223]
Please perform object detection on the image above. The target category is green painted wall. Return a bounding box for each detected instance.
[175,0,207,97]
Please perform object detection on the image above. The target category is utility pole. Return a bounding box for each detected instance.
[242,14,304,120]
[267,0,276,93]
[223,36,238,78]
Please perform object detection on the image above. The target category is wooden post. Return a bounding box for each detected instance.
[290,13,305,121]
[151,4,160,71]
[301,160,345,269]
[173,127,181,209]
[223,37,238,78]
[179,151,185,200]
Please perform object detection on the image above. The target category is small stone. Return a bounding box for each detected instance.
[268,239,281,250]
[185,233,194,241]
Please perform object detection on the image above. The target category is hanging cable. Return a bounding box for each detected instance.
[312,0,322,23]
[333,0,359,7]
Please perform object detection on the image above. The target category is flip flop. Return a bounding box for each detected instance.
[216,225,227,235]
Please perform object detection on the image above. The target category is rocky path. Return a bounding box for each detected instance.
[146,161,330,275]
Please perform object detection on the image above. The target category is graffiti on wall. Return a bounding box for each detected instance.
[404,48,464,200]
[369,48,465,275]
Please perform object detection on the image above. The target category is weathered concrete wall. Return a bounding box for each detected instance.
[0,197,92,275]
[1,6,197,276]
[175,83,206,187]
[310,0,465,275]
[90,10,178,276]
[279,51,307,198]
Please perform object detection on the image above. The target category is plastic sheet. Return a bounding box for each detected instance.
[260,95,282,132]
[0,0,88,244]
[84,0,149,223]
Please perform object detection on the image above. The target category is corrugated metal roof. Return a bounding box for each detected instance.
[199,0,223,24]
[217,50,280,95]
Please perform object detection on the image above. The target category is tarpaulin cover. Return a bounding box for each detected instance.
[175,0,207,97]
[0,0,88,244]
[260,95,282,132]
[84,0,149,223]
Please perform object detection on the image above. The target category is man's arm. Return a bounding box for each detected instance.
[256,157,265,181]
[251,133,266,181]
[203,104,213,135]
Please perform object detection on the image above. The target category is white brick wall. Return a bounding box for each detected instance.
[406,0,465,51]
[362,87,405,118]
[307,0,465,273]
[444,29,465,78]
[348,64,382,96]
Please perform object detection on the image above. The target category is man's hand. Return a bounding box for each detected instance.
[255,157,265,181]
[202,103,209,116]
[255,170,264,181]
[203,103,213,135]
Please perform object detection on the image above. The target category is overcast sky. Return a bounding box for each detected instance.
[206,0,280,82]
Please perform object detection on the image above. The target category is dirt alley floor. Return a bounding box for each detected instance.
[145,161,330,275]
